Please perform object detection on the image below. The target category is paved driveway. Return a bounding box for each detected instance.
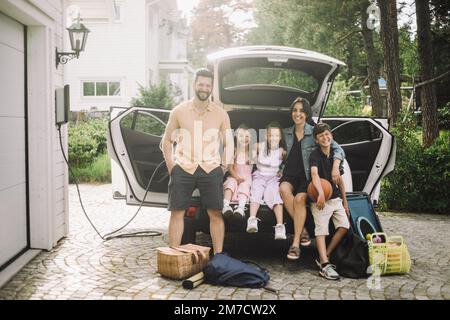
[0,184,449,300]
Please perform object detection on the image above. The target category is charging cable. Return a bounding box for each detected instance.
[58,124,163,241]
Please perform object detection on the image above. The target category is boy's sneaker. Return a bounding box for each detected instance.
[246,216,259,233]
[317,260,340,280]
[222,204,233,218]
[274,224,287,240]
[233,206,246,220]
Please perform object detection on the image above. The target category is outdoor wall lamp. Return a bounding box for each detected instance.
[56,14,90,68]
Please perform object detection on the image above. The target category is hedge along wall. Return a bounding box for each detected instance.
[379,115,450,214]
[68,118,108,167]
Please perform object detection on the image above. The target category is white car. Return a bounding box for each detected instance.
[107,46,396,242]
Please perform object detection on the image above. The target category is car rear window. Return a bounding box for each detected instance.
[218,57,332,108]
[222,67,319,93]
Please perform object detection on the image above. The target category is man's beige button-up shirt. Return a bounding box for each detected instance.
[163,99,233,175]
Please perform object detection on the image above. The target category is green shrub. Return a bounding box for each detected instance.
[379,113,450,214]
[130,81,175,109]
[69,152,111,183]
[88,118,108,154]
[438,102,450,130]
[68,118,108,167]
[325,75,365,116]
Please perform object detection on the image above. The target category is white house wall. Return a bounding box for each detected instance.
[0,0,68,285]
[52,0,69,245]
[24,0,68,249]
[65,0,147,111]
[147,3,159,85]
[0,0,67,251]
[66,0,190,111]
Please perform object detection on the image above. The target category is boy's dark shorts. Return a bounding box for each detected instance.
[279,175,308,194]
[168,165,224,211]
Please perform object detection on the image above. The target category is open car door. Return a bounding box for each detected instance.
[107,107,171,207]
[320,117,396,204]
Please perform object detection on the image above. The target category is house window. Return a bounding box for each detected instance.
[83,82,95,96]
[96,82,107,95]
[82,81,121,97]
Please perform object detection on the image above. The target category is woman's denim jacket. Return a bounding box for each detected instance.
[281,123,345,181]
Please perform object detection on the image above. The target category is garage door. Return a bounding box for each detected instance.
[0,12,28,270]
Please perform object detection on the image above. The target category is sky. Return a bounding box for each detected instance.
[397,0,417,34]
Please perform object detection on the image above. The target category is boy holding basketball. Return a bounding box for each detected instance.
[309,122,350,280]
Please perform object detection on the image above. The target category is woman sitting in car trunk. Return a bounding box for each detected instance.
[279,97,345,260]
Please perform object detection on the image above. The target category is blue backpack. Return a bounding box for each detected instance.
[203,253,270,288]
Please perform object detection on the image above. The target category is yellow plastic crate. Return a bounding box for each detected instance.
[368,232,411,275]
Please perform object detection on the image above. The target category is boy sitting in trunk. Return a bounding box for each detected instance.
[309,122,350,280]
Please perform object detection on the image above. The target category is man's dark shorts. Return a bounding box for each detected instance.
[279,175,308,194]
[168,165,224,211]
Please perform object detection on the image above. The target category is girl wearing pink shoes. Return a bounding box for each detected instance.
[222,124,254,220]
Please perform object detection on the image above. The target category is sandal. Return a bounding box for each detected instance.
[287,246,300,260]
[300,231,311,247]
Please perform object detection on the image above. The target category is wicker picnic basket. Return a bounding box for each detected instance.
[156,244,211,280]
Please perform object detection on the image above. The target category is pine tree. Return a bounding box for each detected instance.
[416,0,439,146]
[378,0,401,125]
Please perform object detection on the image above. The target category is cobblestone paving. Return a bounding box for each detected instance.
[0,184,449,300]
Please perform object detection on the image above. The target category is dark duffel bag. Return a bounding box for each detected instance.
[204,253,270,288]
[330,226,370,279]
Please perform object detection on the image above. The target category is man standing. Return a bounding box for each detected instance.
[162,68,233,254]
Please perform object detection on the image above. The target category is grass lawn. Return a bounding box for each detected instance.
[69,152,111,183]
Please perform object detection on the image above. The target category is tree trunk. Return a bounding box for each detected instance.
[416,0,439,146]
[388,0,400,61]
[377,0,401,125]
[345,42,355,78]
[361,1,383,117]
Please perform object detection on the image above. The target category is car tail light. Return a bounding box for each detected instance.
[186,206,198,217]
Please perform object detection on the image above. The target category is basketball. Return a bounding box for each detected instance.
[307,178,333,202]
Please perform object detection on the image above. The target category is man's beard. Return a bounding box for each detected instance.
[195,90,210,101]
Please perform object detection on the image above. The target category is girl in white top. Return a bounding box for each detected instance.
[248,122,287,240]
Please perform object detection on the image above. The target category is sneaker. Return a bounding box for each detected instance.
[246,216,259,233]
[315,258,331,268]
[233,206,246,219]
[274,224,287,240]
[222,204,233,218]
[318,262,340,280]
